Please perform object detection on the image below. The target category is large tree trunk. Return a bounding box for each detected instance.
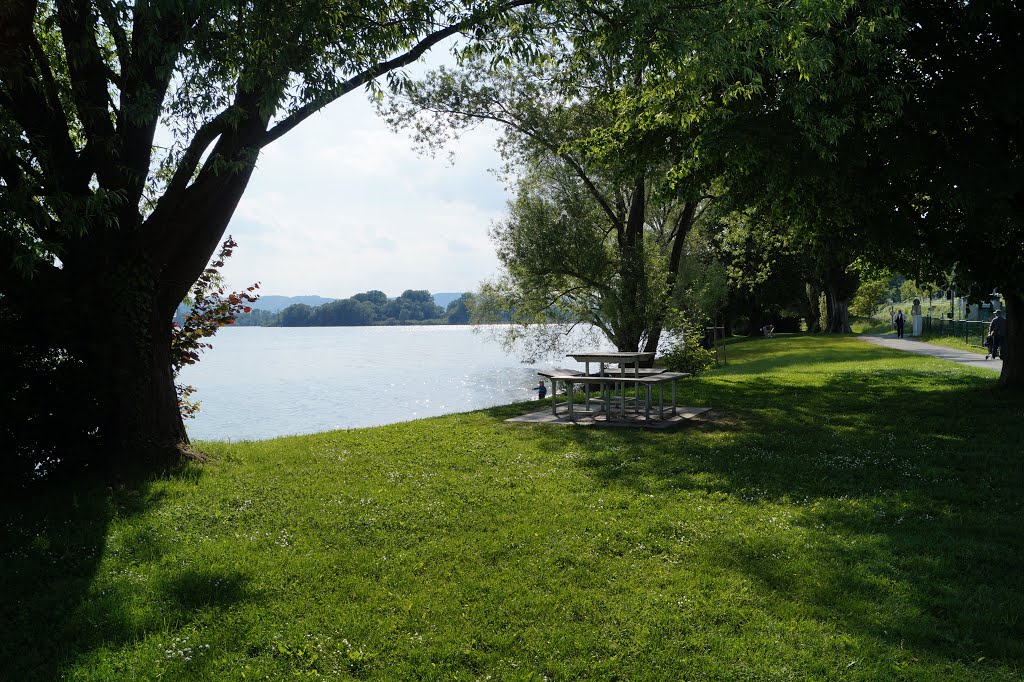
[999,290,1023,388]
[613,175,650,359]
[98,294,189,470]
[804,282,822,333]
[65,250,191,474]
[826,287,853,333]
[64,116,262,474]
[4,249,194,479]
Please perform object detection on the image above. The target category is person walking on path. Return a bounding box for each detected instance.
[894,310,906,338]
[989,309,1007,359]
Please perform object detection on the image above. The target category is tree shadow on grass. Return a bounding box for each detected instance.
[518,368,1024,667]
[159,567,252,611]
[0,464,258,681]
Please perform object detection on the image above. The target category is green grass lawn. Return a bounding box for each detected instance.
[3,336,1022,681]
[916,334,989,355]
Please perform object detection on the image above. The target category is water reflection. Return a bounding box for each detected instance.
[177,325,613,440]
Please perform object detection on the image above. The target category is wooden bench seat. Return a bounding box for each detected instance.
[536,368,585,378]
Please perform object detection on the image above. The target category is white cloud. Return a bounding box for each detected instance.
[219,89,508,298]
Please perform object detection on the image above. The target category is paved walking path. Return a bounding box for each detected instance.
[859,334,1002,373]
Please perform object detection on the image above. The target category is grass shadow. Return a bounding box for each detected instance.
[516,342,1023,667]
[0,462,246,681]
[159,568,252,611]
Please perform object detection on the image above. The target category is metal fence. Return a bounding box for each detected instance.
[922,317,991,347]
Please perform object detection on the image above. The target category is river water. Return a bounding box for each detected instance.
[176,325,612,441]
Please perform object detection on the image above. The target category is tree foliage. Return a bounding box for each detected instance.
[594,1,1023,376]
[386,20,714,356]
[445,292,475,324]
[658,310,716,377]
[272,289,445,326]
[1,0,545,477]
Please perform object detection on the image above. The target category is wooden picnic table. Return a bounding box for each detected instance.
[569,351,653,414]
[569,351,656,378]
[539,351,689,422]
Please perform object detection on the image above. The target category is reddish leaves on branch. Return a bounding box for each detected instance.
[171,236,260,418]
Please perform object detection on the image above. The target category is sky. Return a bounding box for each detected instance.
[218,68,509,299]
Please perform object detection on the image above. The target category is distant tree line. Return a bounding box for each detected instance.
[232,290,475,327]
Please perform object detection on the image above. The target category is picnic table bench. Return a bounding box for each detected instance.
[540,370,691,421]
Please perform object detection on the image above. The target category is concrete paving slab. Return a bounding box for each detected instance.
[859,334,1002,372]
[506,406,711,428]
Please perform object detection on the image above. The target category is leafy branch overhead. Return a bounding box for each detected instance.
[1,0,549,477]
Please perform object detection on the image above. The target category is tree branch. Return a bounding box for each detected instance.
[27,32,69,131]
[57,0,116,148]
[416,97,626,232]
[113,5,195,206]
[261,0,535,147]
[94,0,131,71]
[0,45,80,186]
[160,108,237,206]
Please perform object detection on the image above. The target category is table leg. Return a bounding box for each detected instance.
[645,384,651,420]
[626,360,634,413]
[599,363,607,415]
[671,380,677,416]
[619,368,626,417]
[584,361,591,411]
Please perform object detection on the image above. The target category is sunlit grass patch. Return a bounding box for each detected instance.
[2,335,1021,681]
[918,333,989,355]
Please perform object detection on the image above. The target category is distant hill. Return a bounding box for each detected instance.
[253,294,464,311]
[433,292,466,309]
[175,291,468,325]
[250,295,338,313]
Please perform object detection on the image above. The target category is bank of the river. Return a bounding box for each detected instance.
[4,336,1021,681]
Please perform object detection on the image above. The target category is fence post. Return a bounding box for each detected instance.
[706,326,726,366]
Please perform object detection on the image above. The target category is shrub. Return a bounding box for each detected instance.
[851,278,891,317]
[660,311,717,376]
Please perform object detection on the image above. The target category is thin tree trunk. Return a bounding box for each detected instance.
[824,290,836,332]
[664,202,697,296]
[641,329,661,367]
[641,201,698,364]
